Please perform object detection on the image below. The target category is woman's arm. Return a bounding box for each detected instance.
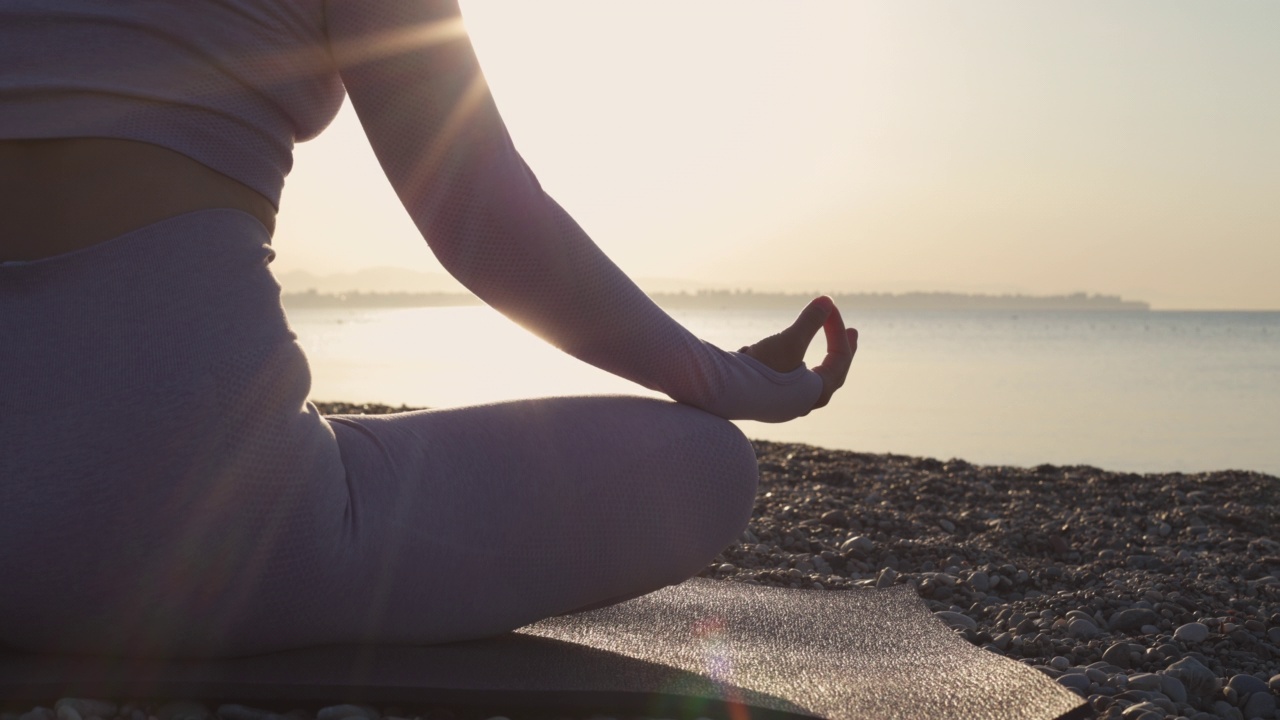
[325,0,824,421]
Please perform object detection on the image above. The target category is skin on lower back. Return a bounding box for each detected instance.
[0,138,277,262]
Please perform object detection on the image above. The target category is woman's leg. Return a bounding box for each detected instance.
[322,396,759,645]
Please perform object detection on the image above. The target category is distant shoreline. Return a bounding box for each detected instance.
[282,289,1150,312]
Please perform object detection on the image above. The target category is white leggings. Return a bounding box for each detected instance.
[0,210,759,657]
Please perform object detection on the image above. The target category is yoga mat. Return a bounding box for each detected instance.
[0,579,1089,720]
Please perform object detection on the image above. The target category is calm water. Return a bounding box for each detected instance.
[287,306,1280,476]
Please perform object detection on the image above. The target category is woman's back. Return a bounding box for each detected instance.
[0,0,343,259]
[0,0,343,203]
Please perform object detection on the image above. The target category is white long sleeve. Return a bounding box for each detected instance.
[326,0,821,422]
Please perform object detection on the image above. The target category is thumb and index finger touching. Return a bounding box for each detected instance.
[738,295,858,412]
[789,296,858,410]
[813,298,858,409]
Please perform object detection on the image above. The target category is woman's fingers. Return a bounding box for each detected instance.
[784,296,834,345]
[812,304,858,410]
[738,296,859,409]
[740,296,834,373]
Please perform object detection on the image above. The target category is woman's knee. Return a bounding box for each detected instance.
[661,409,759,565]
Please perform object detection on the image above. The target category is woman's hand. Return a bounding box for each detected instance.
[739,296,858,412]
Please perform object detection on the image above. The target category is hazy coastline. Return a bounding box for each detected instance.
[281,289,1150,312]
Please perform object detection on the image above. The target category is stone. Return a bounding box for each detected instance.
[1065,609,1094,624]
[1174,622,1210,642]
[54,705,114,720]
[1157,672,1187,704]
[1068,617,1101,639]
[874,567,897,588]
[1121,702,1164,720]
[1127,673,1163,691]
[1050,656,1070,671]
[19,710,54,720]
[1228,673,1269,698]
[1268,627,1280,644]
[54,709,79,720]
[1109,607,1160,631]
[1165,657,1221,706]
[1243,691,1276,720]
[1126,554,1164,570]
[967,571,990,592]
[934,610,977,631]
[1056,673,1091,692]
[841,535,873,554]
[317,708,378,720]
[819,510,847,527]
[1212,700,1243,720]
[1102,641,1139,669]
[1270,673,1280,691]
[216,707,275,720]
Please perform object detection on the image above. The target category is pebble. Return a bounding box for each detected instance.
[1227,673,1269,698]
[819,510,846,526]
[1126,673,1162,691]
[874,567,897,588]
[1057,673,1091,692]
[1173,622,1209,643]
[1109,608,1159,632]
[1243,691,1277,719]
[54,705,115,720]
[215,706,275,720]
[1212,700,1244,720]
[934,610,977,631]
[317,706,379,720]
[1121,702,1164,720]
[967,571,990,592]
[840,535,873,554]
[1158,673,1188,704]
[1102,642,1139,669]
[1165,657,1220,706]
[1066,617,1100,639]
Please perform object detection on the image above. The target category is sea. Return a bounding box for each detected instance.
[286,306,1280,477]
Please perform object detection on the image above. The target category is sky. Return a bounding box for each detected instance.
[271,1,1280,310]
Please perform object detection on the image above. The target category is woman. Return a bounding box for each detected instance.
[0,0,856,657]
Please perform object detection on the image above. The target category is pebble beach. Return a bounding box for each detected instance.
[711,439,1280,720]
[5,402,1278,720]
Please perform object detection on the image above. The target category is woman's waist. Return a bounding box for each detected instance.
[0,138,277,262]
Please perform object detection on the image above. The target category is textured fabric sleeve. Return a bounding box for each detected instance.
[324,0,821,422]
